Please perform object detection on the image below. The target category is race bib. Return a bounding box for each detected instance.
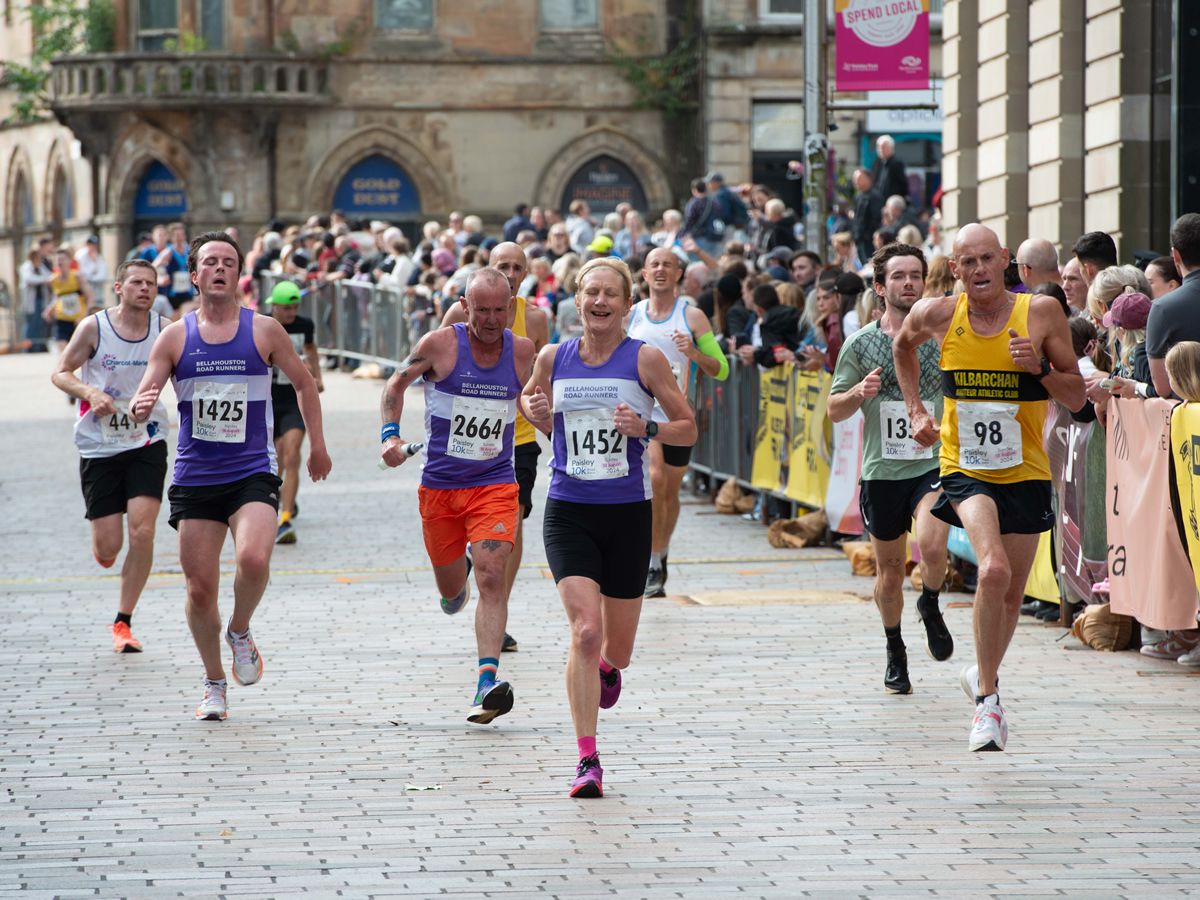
[956,401,1022,470]
[192,381,248,443]
[563,408,628,481]
[172,270,192,295]
[59,293,82,317]
[879,400,932,460]
[447,395,509,461]
[99,400,146,446]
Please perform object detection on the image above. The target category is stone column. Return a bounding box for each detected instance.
[975,2,1029,248]
[941,0,978,246]
[1027,0,1085,251]
[1083,0,1152,259]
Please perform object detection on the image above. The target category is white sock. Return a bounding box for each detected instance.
[650,551,662,568]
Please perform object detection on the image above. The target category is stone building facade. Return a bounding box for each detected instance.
[941,0,1178,257]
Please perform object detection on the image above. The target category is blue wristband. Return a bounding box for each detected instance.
[381,422,400,443]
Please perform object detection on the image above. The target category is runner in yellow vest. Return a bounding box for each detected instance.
[894,223,1085,753]
[442,242,549,653]
[48,246,95,357]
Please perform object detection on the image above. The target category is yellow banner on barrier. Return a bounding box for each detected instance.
[1169,401,1200,596]
[751,366,791,492]
[1024,530,1059,604]
[786,367,832,508]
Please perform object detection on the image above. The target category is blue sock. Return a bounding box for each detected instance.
[476,657,499,695]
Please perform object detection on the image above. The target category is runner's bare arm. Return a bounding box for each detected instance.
[50,316,112,412]
[681,305,727,380]
[513,335,536,389]
[262,317,331,480]
[525,302,550,352]
[894,297,952,447]
[440,298,467,328]
[380,329,448,466]
[1018,294,1086,412]
[625,344,697,446]
[518,343,557,435]
[827,366,883,423]
[131,321,183,421]
[303,340,324,392]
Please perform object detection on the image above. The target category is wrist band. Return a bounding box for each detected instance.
[381,422,400,443]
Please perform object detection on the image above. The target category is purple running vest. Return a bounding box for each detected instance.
[173,307,276,486]
[549,337,654,504]
[421,323,521,490]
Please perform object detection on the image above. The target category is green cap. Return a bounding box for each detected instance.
[270,281,302,305]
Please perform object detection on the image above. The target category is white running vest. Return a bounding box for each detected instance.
[74,311,170,459]
[627,297,692,424]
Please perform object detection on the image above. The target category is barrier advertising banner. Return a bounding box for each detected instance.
[1045,405,1108,604]
[835,0,931,92]
[825,410,864,534]
[1168,402,1200,600]
[751,367,791,493]
[786,368,832,508]
[1106,398,1198,630]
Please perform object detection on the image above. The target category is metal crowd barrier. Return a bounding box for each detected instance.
[258,273,431,369]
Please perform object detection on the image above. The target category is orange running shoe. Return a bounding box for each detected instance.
[112,621,143,653]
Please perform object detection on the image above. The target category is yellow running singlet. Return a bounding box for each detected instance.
[512,298,535,447]
[938,292,1050,483]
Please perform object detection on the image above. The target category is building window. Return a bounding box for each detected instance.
[199,0,225,50]
[759,0,803,22]
[752,102,804,152]
[137,0,178,51]
[376,0,434,31]
[542,0,597,29]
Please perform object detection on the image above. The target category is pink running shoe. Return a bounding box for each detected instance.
[569,754,603,798]
[599,666,622,709]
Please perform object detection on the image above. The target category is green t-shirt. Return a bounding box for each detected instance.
[830,320,943,481]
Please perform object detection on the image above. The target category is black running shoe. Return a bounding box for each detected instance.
[501,632,518,653]
[884,644,912,694]
[917,599,954,661]
[645,566,666,598]
[467,680,514,724]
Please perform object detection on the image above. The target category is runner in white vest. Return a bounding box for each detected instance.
[51,258,171,654]
[625,247,728,597]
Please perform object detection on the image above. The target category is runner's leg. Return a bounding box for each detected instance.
[561,576,604,738]
[868,533,908,629]
[914,491,949,592]
[472,538,511,662]
[227,501,277,633]
[179,518,228,681]
[118,496,160,616]
[648,443,686,557]
[276,428,304,519]
[91,512,123,567]
[599,594,644,668]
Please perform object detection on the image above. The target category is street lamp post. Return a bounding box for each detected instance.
[804,0,828,258]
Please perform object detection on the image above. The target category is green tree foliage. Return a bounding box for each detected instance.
[1,0,115,124]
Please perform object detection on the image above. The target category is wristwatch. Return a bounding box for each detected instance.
[645,420,659,439]
[1037,356,1052,379]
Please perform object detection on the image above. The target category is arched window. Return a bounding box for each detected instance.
[560,155,647,216]
[332,154,421,220]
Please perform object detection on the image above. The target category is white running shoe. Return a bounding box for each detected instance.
[959,664,980,703]
[1178,644,1200,666]
[968,696,1007,752]
[195,680,228,721]
[225,619,264,686]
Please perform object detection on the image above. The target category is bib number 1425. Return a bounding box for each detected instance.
[192,381,248,443]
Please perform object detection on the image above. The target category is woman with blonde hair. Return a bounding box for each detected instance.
[775,281,805,309]
[1085,264,1152,326]
[520,256,696,799]
[897,224,923,248]
[923,254,956,297]
[1166,341,1200,401]
[830,231,861,272]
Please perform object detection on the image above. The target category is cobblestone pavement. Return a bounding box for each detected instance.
[3,351,1200,898]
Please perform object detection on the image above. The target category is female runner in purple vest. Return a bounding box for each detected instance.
[520,257,696,799]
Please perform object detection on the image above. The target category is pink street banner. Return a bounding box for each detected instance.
[824,410,864,535]
[835,0,930,92]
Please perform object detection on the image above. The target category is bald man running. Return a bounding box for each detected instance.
[894,223,1084,752]
[443,242,549,653]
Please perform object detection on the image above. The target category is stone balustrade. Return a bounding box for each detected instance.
[49,54,330,110]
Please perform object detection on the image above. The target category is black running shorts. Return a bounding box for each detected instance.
[660,442,692,467]
[543,497,653,599]
[931,472,1053,535]
[859,468,941,542]
[514,441,540,519]
[79,441,168,521]
[168,472,282,530]
[271,385,305,439]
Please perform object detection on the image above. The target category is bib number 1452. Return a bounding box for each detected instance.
[563,409,628,480]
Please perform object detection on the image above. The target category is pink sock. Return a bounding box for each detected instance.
[599,656,616,673]
[577,736,597,760]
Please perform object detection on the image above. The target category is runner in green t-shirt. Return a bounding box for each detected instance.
[828,242,953,695]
